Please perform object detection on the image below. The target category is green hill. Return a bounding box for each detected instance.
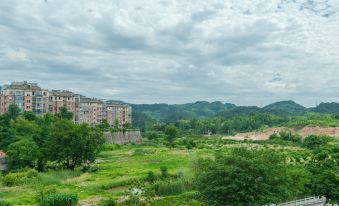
[216,101,307,118]
[263,100,307,116]
[310,102,339,114]
[131,101,236,123]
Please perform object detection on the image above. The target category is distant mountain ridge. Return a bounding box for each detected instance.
[106,100,339,125]
[131,101,236,122]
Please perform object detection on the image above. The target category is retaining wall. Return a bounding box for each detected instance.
[104,130,141,145]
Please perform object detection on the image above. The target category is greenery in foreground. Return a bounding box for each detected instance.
[0,104,338,205]
[0,130,338,205]
[0,105,104,171]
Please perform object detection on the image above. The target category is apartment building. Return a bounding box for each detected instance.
[79,97,105,126]
[0,82,132,128]
[106,104,132,128]
[49,90,78,120]
[0,81,49,115]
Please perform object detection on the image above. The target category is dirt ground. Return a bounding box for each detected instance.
[223,126,339,141]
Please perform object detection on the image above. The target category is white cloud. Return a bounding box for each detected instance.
[0,0,338,106]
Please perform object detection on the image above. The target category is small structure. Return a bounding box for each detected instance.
[269,196,326,206]
[104,130,141,145]
[0,150,8,172]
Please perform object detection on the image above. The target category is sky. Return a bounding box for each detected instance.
[0,0,339,107]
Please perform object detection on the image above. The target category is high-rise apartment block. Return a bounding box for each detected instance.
[79,97,106,125]
[106,104,132,128]
[49,90,78,121]
[0,82,49,115]
[0,81,132,127]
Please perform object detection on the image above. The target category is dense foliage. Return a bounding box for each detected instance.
[141,113,339,138]
[195,148,308,206]
[132,100,339,130]
[0,105,104,171]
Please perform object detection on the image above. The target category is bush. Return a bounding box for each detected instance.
[103,144,121,151]
[145,171,157,183]
[195,148,309,206]
[160,166,168,178]
[122,196,145,206]
[303,135,329,150]
[3,169,38,186]
[0,200,12,206]
[39,192,78,206]
[144,131,164,140]
[154,179,190,196]
[97,198,117,206]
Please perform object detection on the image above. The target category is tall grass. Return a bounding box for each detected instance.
[38,192,78,206]
[2,169,38,186]
[154,179,192,196]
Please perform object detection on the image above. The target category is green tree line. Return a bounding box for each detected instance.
[0,105,104,171]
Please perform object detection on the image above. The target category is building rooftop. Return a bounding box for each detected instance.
[80,97,103,104]
[106,104,131,108]
[4,81,42,91]
[51,90,76,97]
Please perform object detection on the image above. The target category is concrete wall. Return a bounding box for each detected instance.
[0,157,8,171]
[104,130,141,145]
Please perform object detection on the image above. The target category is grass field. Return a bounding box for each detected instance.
[0,140,214,206]
[1,136,328,206]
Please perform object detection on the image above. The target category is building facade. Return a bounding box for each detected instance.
[79,97,105,126]
[0,81,49,115]
[49,90,78,121]
[0,81,132,128]
[106,104,132,128]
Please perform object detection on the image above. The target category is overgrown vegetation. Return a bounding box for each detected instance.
[0,103,338,205]
[0,105,104,171]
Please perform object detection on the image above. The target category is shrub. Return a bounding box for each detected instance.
[303,135,330,150]
[2,169,38,186]
[122,196,145,206]
[39,192,78,206]
[97,198,117,206]
[154,179,190,196]
[160,166,168,178]
[0,200,12,206]
[103,144,120,151]
[145,171,157,183]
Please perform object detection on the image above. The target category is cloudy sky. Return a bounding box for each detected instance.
[1,0,339,106]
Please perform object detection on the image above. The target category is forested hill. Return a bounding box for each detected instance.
[106,100,339,125]
[132,101,236,122]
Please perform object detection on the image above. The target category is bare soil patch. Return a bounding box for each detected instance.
[223,126,339,141]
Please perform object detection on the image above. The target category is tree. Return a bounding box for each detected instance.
[11,116,41,137]
[195,148,309,206]
[47,119,104,169]
[144,131,164,140]
[0,114,15,150]
[7,104,20,120]
[113,118,119,131]
[98,119,110,130]
[164,125,178,143]
[303,135,328,150]
[57,107,73,120]
[123,123,132,130]
[7,138,41,170]
[22,111,37,121]
[306,148,339,204]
